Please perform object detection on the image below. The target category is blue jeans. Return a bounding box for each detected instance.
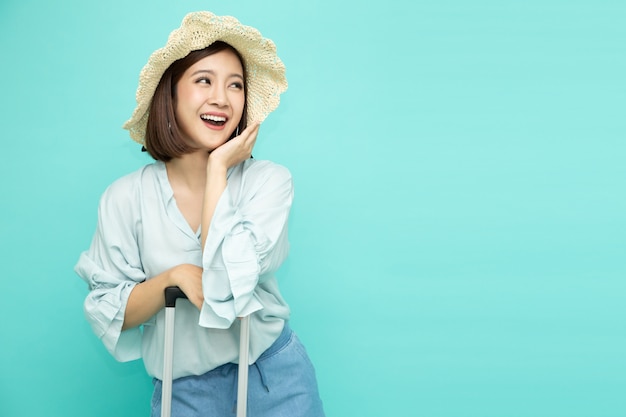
[151,323,325,417]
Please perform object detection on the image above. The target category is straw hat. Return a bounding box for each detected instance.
[123,11,288,144]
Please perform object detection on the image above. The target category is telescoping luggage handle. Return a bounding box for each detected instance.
[161,286,251,417]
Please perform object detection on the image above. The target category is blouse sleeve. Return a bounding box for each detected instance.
[74,179,146,361]
[199,162,293,329]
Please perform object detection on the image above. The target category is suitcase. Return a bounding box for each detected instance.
[162,286,251,417]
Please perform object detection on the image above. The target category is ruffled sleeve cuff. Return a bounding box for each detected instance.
[76,253,142,362]
[199,184,263,329]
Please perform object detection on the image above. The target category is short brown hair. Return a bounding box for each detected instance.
[144,41,248,161]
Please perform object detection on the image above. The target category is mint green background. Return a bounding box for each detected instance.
[1,0,624,416]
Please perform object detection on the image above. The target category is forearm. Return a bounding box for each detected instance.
[201,161,228,251]
[122,269,174,331]
[201,123,259,250]
[122,262,204,330]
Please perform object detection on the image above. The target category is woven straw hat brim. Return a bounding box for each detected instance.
[123,12,288,144]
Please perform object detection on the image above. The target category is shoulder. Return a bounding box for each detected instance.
[99,163,159,213]
[241,159,292,184]
[233,159,293,201]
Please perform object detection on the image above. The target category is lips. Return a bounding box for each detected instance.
[200,112,228,129]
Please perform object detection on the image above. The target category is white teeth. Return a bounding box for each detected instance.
[201,114,226,122]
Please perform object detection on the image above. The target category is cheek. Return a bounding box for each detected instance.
[174,91,202,122]
[234,95,246,117]
[176,83,203,106]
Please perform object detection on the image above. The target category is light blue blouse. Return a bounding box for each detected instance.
[75,159,292,379]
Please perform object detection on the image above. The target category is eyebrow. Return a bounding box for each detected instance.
[190,69,244,80]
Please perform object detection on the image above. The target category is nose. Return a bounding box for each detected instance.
[208,85,228,107]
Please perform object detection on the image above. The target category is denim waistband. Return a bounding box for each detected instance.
[226,321,291,395]
[257,321,292,362]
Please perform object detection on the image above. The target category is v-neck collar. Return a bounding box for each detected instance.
[154,161,200,240]
[154,160,237,241]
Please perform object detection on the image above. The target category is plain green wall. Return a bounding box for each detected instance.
[1,0,624,416]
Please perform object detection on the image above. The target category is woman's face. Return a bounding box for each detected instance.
[174,49,245,152]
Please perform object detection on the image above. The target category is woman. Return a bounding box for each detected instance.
[75,11,325,417]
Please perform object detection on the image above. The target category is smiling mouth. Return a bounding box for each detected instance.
[200,114,227,126]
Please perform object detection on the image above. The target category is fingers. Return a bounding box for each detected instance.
[170,264,204,311]
[189,294,204,311]
[240,121,260,136]
[226,122,259,156]
[236,122,259,150]
[178,279,204,311]
[208,123,260,170]
[239,122,260,141]
[177,286,203,311]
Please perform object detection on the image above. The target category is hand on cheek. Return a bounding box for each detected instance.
[209,122,260,171]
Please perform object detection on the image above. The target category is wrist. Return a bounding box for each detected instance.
[206,157,228,177]
[165,265,180,288]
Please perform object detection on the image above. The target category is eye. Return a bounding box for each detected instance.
[230,81,244,90]
[196,77,211,84]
